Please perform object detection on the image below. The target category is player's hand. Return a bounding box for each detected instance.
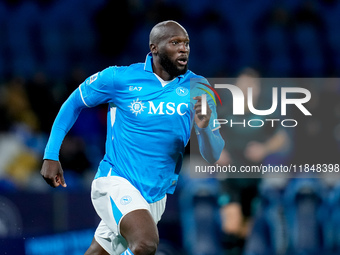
[193,95,211,128]
[40,160,67,188]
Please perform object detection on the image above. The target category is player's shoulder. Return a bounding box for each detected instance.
[185,70,209,88]
[186,71,215,98]
[185,70,205,80]
[110,62,145,75]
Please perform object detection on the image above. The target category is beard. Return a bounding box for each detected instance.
[158,52,188,78]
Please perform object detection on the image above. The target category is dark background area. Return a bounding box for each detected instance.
[1,0,340,254]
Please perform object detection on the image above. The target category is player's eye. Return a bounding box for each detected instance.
[171,41,178,45]
[185,41,189,47]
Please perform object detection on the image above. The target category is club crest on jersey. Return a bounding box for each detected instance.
[129,98,147,116]
[120,195,132,205]
[89,72,98,84]
[176,87,189,96]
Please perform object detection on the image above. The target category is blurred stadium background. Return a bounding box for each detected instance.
[1,0,340,254]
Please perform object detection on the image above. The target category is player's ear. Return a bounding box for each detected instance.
[150,43,158,54]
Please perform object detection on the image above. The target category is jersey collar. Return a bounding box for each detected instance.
[144,53,185,79]
[144,53,154,73]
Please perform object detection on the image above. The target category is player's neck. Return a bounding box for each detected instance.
[152,61,175,81]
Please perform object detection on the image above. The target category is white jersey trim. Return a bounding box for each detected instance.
[110,104,117,128]
[78,86,90,107]
[211,125,221,132]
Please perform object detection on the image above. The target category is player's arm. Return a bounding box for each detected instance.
[193,96,225,164]
[41,88,86,188]
[41,67,114,188]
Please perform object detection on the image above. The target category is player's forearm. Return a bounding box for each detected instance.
[197,127,225,164]
[44,88,86,161]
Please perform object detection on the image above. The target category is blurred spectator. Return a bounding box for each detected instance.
[0,77,41,189]
[290,81,340,167]
[217,68,291,255]
[4,77,39,132]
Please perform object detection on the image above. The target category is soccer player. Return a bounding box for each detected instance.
[40,20,225,255]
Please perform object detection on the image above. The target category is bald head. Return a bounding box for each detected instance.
[149,20,188,47]
[149,20,190,80]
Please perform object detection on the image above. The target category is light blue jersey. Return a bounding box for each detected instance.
[44,53,224,203]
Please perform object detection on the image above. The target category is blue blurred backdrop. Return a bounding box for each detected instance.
[1,0,340,254]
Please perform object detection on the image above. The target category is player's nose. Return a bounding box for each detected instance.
[178,42,189,53]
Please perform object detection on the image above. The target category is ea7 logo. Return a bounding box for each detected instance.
[129,86,142,91]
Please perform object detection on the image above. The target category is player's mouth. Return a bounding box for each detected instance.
[177,56,188,66]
